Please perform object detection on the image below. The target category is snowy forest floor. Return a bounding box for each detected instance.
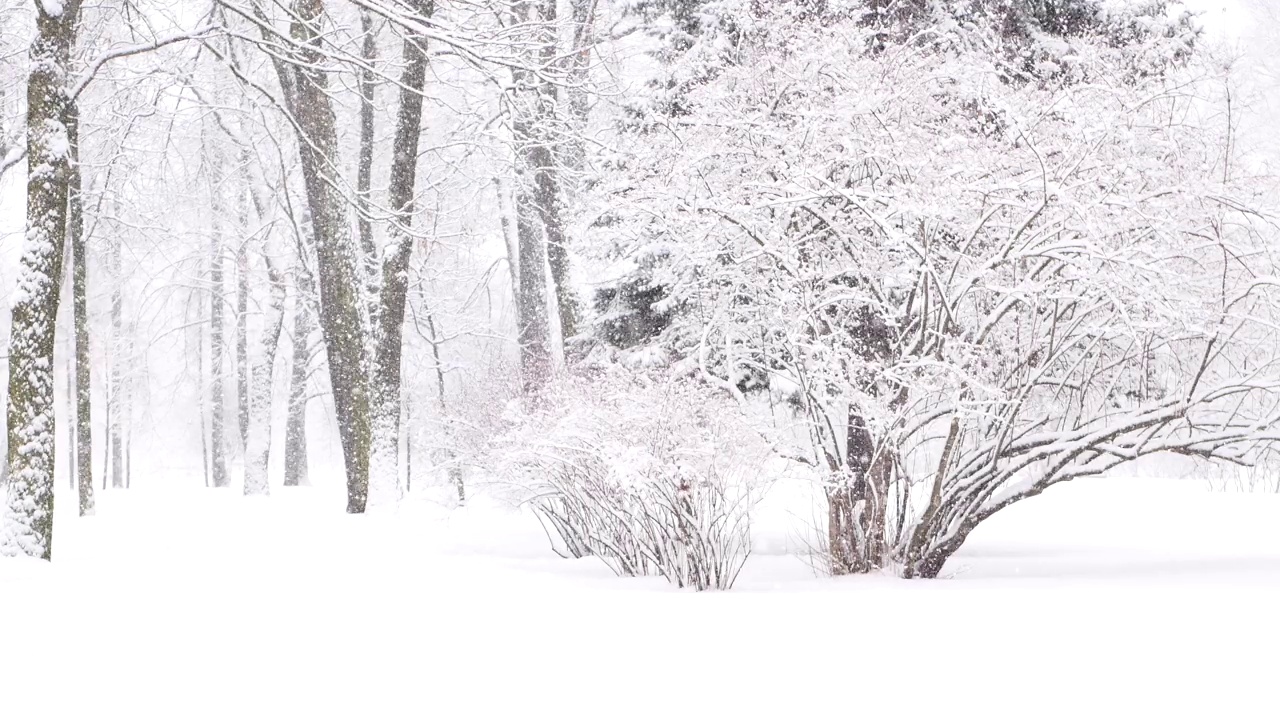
[2,476,1278,719]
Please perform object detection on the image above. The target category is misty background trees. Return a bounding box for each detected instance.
[2,0,1280,585]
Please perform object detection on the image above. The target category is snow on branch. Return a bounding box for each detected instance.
[69,25,217,102]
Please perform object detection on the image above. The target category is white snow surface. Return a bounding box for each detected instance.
[2,477,1278,718]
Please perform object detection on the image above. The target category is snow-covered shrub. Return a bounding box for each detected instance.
[497,371,763,590]
[531,452,653,574]
[531,453,752,589]
[627,466,752,590]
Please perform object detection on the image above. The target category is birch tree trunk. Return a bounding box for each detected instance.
[2,0,81,559]
[368,0,433,507]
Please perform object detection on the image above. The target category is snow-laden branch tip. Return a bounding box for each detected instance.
[0,146,25,183]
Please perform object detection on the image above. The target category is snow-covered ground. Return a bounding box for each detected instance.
[2,476,1278,719]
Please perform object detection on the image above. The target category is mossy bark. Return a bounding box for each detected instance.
[264,0,372,513]
[2,0,81,559]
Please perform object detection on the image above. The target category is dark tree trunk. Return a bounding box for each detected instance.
[525,0,580,345]
[267,0,372,513]
[356,9,377,262]
[827,408,891,575]
[67,100,93,514]
[531,145,578,344]
[356,8,379,321]
[562,0,596,189]
[368,0,434,504]
[513,177,552,397]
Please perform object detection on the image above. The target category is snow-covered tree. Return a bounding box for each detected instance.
[2,0,82,559]
[586,0,1280,577]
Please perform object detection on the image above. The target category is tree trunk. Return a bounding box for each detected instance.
[236,240,249,452]
[403,390,411,493]
[529,0,580,344]
[61,172,75,495]
[531,144,578,344]
[63,259,73,492]
[495,178,520,296]
[283,270,312,487]
[269,0,372,513]
[209,205,229,488]
[198,302,209,489]
[101,416,108,490]
[827,408,891,575]
[368,0,434,507]
[109,228,124,489]
[510,0,562,396]
[513,179,552,397]
[356,8,378,310]
[65,336,74,491]
[243,263,285,496]
[123,333,132,490]
[562,0,595,190]
[1,0,81,559]
[425,312,463,503]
